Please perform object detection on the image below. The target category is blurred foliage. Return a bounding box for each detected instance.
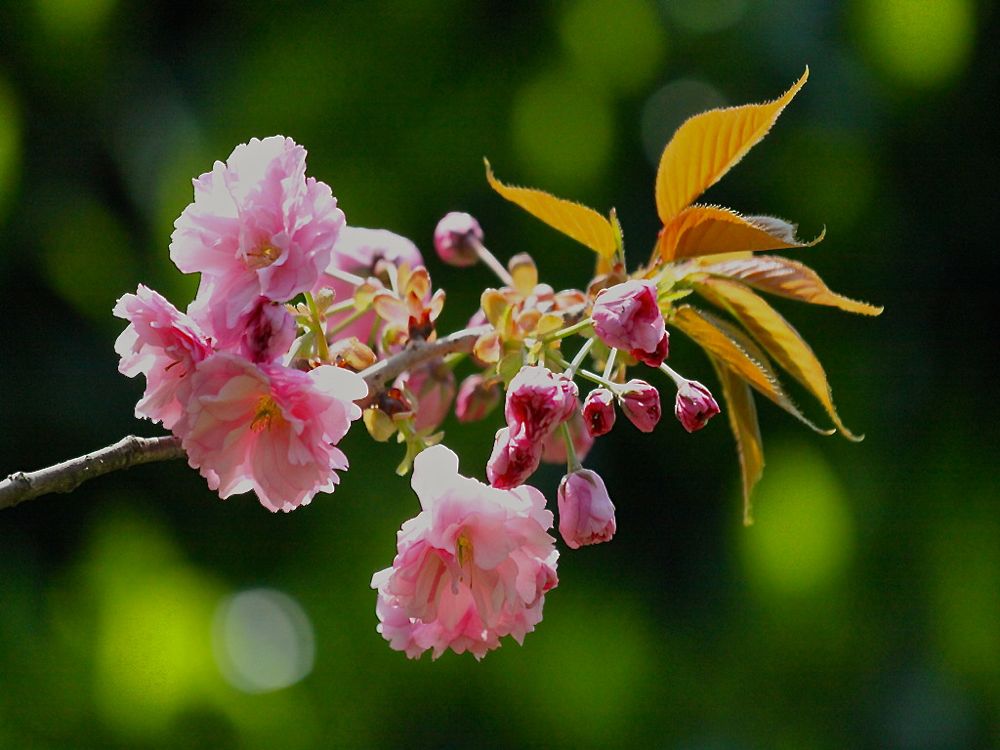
[0,0,997,748]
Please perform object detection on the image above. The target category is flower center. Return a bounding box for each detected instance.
[456,532,473,569]
[250,395,285,432]
[245,243,281,269]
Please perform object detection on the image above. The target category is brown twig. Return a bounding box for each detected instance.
[0,325,488,510]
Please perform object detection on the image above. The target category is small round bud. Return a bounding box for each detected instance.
[582,388,616,437]
[455,374,502,423]
[487,427,543,489]
[674,379,720,433]
[619,379,661,433]
[433,212,483,267]
[591,280,667,367]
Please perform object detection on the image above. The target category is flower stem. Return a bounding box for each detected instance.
[561,422,582,474]
[472,238,514,287]
[565,337,595,378]
[602,348,618,381]
[327,306,370,338]
[549,354,620,392]
[541,318,594,343]
[304,291,331,362]
[658,361,685,388]
[324,267,367,287]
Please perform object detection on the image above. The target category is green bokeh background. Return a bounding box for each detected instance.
[1,1,997,747]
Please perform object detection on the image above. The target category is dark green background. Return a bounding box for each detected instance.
[1,1,997,747]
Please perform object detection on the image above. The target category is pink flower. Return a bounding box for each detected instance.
[591,280,668,366]
[582,387,616,437]
[113,285,213,429]
[218,296,297,364]
[504,365,579,443]
[558,469,616,549]
[455,374,501,423]
[619,379,662,433]
[371,445,559,660]
[170,136,344,338]
[316,226,424,342]
[487,427,543,489]
[674,379,721,433]
[395,361,456,433]
[175,353,366,512]
[433,211,483,267]
[540,408,594,465]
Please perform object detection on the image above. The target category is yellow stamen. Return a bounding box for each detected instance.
[250,396,284,432]
[456,533,473,569]
[245,244,281,269]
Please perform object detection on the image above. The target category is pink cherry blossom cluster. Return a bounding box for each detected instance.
[115,140,722,662]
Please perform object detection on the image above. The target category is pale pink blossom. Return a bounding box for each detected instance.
[558,469,616,549]
[226,296,297,364]
[487,427,543,489]
[433,211,483,267]
[170,136,344,338]
[582,387,616,438]
[395,361,456,433]
[591,280,669,366]
[371,445,559,660]
[176,353,366,512]
[315,226,424,342]
[455,374,501,423]
[504,365,579,443]
[674,379,721,433]
[113,285,213,429]
[540,408,594,465]
[620,379,662,433]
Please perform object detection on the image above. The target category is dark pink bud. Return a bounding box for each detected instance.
[582,388,616,437]
[591,280,666,365]
[541,407,594,465]
[558,469,616,549]
[395,361,456,432]
[504,365,579,442]
[619,379,661,433]
[487,427,543,489]
[632,330,669,368]
[674,379,720,433]
[455,374,501,423]
[433,212,483,267]
[240,298,296,363]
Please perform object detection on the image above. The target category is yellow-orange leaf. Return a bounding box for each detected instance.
[709,355,763,525]
[699,255,884,315]
[658,205,822,262]
[695,278,862,441]
[655,68,809,224]
[670,304,831,435]
[485,159,617,259]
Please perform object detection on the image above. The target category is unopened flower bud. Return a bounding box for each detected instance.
[395,361,456,432]
[487,427,543,489]
[558,469,616,549]
[364,407,397,442]
[455,374,501,423]
[505,365,579,442]
[619,379,661,433]
[239,297,297,364]
[674,379,720,433]
[591,280,667,367]
[632,331,669,368]
[433,212,483,267]
[582,388,616,437]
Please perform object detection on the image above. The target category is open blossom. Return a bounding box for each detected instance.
[674,379,721,433]
[487,427,544,489]
[620,379,662,433]
[372,445,559,660]
[170,136,344,338]
[558,469,616,549]
[175,353,366,512]
[591,280,669,367]
[315,226,424,342]
[113,285,213,429]
[504,365,579,443]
